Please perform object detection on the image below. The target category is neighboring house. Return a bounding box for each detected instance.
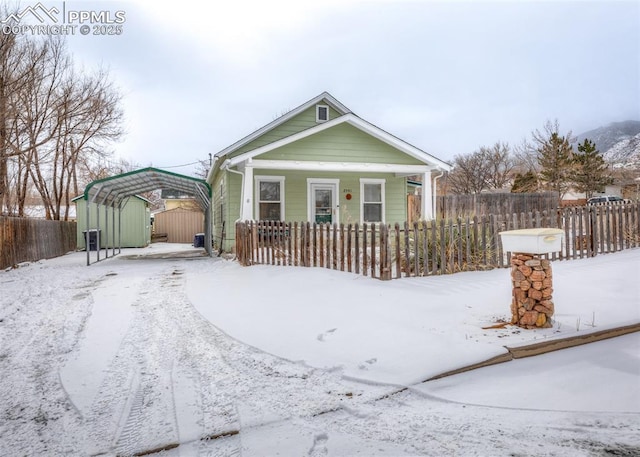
[562,185,625,207]
[208,92,452,251]
[73,195,151,249]
[160,189,200,211]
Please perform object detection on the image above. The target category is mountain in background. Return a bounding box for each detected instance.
[574,120,640,169]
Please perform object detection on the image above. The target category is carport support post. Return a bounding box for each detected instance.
[85,200,90,266]
[118,204,122,254]
[104,203,109,259]
[111,202,116,257]
[96,202,100,262]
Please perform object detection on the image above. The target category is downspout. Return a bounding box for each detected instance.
[432,170,445,220]
[209,155,219,228]
[222,159,245,223]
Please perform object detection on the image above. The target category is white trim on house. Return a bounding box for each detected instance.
[254,175,285,221]
[214,92,351,160]
[360,178,386,224]
[227,113,452,171]
[249,159,433,174]
[307,178,340,225]
[422,171,434,220]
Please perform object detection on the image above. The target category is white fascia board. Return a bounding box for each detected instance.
[346,116,453,171]
[215,92,351,159]
[249,159,433,174]
[228,113,452,172]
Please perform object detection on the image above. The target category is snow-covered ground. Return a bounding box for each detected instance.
[0,243,638,456]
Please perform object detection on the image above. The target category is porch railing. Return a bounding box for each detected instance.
[235,203,640,280]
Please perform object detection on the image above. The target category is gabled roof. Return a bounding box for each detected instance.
[226,113,452,171]
[82,167,211,211]
[214,91,351,160]
[212,92,452,175]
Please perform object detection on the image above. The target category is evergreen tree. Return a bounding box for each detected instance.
[571,139,612,199]
[511,171,538,193]
[536,130,573,201]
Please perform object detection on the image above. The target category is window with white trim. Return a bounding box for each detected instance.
[316,104,329,123]
[360,178,385,223]
[255,176,285,221]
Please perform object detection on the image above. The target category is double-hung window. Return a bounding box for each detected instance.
[255,176,285,221]
[360,178,385,223]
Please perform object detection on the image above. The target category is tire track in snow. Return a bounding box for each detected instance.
[15,259,400,456]
[82,268,182,455]
[83,265,244,456]
[0,267,99,456]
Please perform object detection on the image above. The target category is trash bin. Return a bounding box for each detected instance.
[193,233,205,248]
[83,229,101,251]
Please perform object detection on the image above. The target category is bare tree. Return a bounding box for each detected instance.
[513,137,539,174]
[49,67,124,219]
[4,34,124,220]
[17,36,71,218]
[483,142,515,189]
[194,154,212,179]
[447,151,490,194]
[0,17,50,214]
[446,143,515,194]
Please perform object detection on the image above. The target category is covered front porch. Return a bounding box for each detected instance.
[228,159,440,225]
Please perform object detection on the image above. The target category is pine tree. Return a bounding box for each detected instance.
[571,139,612,199]
[537,131,573,200]
[511,171,538,193]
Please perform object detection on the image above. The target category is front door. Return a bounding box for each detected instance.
[310,183,338,225]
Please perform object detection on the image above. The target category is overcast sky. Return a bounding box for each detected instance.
[64,0,639,176]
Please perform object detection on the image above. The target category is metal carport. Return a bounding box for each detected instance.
[81,167,212,265]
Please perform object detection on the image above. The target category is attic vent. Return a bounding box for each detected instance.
[316,104,329,123]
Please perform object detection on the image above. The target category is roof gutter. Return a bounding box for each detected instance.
[206,155,220,183]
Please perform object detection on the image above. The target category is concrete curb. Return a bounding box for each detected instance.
[426,322,640,382]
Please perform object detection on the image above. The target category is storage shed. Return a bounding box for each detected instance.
[153,207,204,243]
[73,195,151,249]
[78,167,212,265]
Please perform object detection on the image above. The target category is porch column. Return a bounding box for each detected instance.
[241,164,254,221]
[422,170,433,220]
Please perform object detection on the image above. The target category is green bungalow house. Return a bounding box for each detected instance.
[208,92,452,252]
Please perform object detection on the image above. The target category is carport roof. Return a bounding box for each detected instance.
[83,167,211,210]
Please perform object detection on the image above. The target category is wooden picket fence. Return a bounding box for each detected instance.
[235,203,640,280]
[0,216,77,270]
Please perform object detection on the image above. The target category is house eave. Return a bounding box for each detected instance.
[248,159,435,175]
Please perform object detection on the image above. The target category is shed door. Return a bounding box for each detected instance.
[310,183,338,225]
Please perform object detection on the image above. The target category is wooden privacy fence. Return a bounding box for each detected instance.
[0,216,77,270]
[235,203,640,280]
[435,192,559,221]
